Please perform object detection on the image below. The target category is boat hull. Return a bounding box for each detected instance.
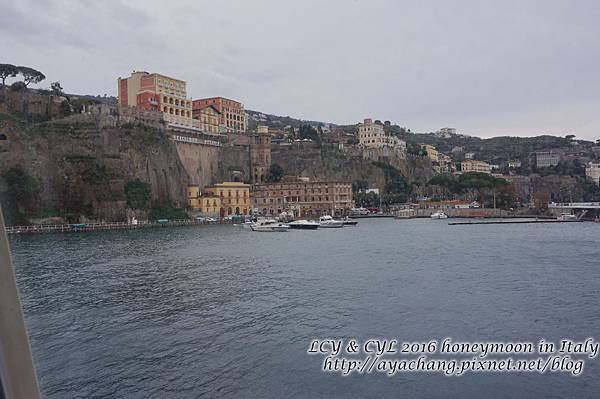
[288,224,319,230]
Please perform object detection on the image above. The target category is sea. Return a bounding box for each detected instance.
[9,218,600,398]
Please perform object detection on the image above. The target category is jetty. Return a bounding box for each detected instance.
[4,219,232,235]
[448,219,582,226]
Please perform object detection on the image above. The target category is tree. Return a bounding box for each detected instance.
[59,99,72,117]
[266,163,284,182]
[18,66,45,87]
[124,179,151,210]
[51,81,63,95]
[0,63,18,88]
[352,180,368,193]
[9,81,26,92]
[298,124,320,141]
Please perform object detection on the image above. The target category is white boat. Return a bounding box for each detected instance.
[557,213,578,221]
[430,211,448,219]
[288,220,320,230]
[250,219,289,232]
[340,216,358,226]
[319,215,344,228]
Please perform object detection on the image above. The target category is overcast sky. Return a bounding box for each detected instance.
[3,0,599,139]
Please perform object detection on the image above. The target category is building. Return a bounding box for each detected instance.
[192,97,246,134]
[191,104,221,135]
[357,119,406,151]
[585,162,600,185]
[252,177,353,218]
[508,160,522,168]
[439,127,457,135]
[421,144,439,162]
[461,159,492,174]
[188,182,251,216]
[117,70,193,127]
[250,126,271,184]
[535,151,561,168]
[464,152,475,160]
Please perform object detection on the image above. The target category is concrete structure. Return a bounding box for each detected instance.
[188,182,251,216]
[535,151,561,168]
[252,177,353,217]
[117,71,193,128]
[250,126,271,184]
[461,159,492,174]
[191,104,221,135]
[464,152,475,160]
[585,162,600,185]
[438,127,457,136]
[193,97,246,134]
[357,119,405,151]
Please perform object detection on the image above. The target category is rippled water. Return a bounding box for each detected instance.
[9,219,600,398]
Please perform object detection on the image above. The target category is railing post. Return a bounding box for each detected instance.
[0,207,41,399]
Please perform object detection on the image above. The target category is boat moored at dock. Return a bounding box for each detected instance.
[430,211,448,219]
[250,219,290,232]
[288,220,320,230]
[319,215,344,228]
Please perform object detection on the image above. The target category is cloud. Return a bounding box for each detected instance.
[2,0,599,139]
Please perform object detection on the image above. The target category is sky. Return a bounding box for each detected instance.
[2,0,599,140]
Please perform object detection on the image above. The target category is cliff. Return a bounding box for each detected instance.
[0,115,189,224]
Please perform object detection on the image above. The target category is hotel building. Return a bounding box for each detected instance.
[357,119,406,150]
[252,177,353,218]
[188,182,251,216]
[192,104,221,135]
[117,71,193,128]
[461,159,492,174]
[193,97,246,134]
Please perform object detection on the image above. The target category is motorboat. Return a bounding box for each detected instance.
[430,211,448,219]
[288,220,320,230]
[319,215,344,228]
[250,219,289,232]
[340,216,358,226]
[557,213,578,221]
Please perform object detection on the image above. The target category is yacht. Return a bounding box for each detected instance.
[340,216,358,226]
[319,215,344,228]
[430,211,448,219]
[288,220,320,230]
[250,219,289,232]
[557,213,578,221]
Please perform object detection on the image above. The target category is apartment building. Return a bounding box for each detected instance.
[535,151,561,168]
[188,182,251,216]
[192,104,221,135]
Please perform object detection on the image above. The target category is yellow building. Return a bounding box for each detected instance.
[188,182,251,216]
[421,144,439,162]
[461,159,492,174]
[191,104,221,135]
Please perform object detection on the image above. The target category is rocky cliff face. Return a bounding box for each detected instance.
[0,116,189,222]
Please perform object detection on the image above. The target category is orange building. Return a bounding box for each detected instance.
[117,71,193,127]
[192,97,246,134]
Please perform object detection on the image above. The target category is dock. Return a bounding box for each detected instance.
[4,219,232,235]
[448,219,582,225]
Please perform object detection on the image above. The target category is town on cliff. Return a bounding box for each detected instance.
[1,64,600,226]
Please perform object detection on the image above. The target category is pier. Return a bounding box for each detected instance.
[4,219,232,235]
[448,219,582,226]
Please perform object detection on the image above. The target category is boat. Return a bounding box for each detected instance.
[250,219,289,232]
[288,220,320,230]
[319,215,344,228]
[430,211,448,219]
[557,213,578,221]
[340,216,358,226]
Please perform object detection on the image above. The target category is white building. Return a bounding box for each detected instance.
[585,162,600,185]
[508,160,522,168]
[535,151,561,168]
[461,159,492,174]
[357,118,406,151]
[464,152,475,160]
